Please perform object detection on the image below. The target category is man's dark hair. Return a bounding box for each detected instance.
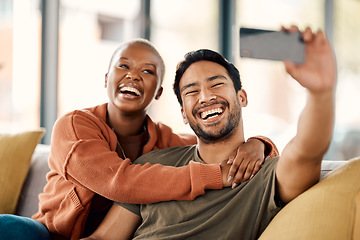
[173,49,242,106]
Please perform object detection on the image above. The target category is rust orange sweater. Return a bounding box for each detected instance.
[32,103,278,239]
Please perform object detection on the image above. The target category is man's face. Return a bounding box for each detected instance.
[179,61,247,143]
[105,43,163,114]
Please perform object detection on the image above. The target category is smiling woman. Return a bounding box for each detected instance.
[105,40,164,121]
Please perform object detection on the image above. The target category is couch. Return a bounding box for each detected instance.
[0,130,358,239]
[15,145,347,217]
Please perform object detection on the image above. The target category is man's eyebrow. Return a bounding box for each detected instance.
[180,75,227,93]
[180,82,198,94]
[207,74,227,81]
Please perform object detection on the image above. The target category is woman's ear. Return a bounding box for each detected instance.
[181,108,188,124]
[238,89,248,107]
[155,87,163,100]
[104,73,108,88]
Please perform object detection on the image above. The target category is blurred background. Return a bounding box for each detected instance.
[1,0,359,160]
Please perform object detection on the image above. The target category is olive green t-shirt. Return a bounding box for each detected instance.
[116,145,282,240]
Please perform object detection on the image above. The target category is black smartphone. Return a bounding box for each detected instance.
[240,27,305,64]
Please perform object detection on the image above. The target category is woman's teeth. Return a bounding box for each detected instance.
[120,86,141,96]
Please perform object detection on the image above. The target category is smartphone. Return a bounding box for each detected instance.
[239,27,305,64]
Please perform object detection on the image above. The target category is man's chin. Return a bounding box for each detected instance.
[190,121,237,144]
[193,128,229,144]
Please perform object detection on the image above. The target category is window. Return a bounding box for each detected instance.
[329,0,360,159]
[0,0,41,132]
[3,0,359,160]
[148,0,219,133]
[234,0,324,152]
[58,0,141,116]
[234,0,360,160]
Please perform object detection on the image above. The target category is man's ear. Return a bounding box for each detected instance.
[104,73,108,88]
[181,108,188,124]
[238,89,248,107]
[155,87,163,100]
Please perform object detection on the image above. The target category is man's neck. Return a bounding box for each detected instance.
[197,132,245,165]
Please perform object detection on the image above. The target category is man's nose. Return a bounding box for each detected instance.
[199,89,216,104]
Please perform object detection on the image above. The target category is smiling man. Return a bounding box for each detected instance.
[178,62,245,146]
[83,26,337,240]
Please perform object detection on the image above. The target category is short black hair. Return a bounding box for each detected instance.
[173,49,242,106]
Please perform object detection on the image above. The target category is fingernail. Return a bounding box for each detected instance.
[250,174,254,179]
[232,183,238,189]
[227,158,232,164]
[227,176,233,183]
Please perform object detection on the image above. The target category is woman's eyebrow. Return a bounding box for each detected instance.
[118,58,156,67]
[143,63,157,68]
[120,58,156,69]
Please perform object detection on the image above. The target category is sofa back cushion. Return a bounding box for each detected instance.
[0,130,45,214]
[259,157,360,240]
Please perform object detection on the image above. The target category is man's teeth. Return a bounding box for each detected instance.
[200,108,223,119]
[120,86,141,96]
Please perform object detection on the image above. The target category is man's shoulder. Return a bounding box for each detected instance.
[135,145,196,166]
[264,156,280,166]
[261,156,280,176]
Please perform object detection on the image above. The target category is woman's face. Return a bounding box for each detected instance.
[105,43,163,115]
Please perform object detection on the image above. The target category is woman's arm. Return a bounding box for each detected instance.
[49,112,223,204]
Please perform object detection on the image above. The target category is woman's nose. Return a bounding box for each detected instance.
[125,71,141,81]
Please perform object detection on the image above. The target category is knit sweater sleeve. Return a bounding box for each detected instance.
[247,135,279,159]
[49,110,222,204]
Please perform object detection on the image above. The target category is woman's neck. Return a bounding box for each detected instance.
[107,104,147,137]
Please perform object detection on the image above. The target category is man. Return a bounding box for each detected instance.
[83,26,336,239]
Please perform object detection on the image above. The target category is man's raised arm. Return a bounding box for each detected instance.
[276,26,337,204]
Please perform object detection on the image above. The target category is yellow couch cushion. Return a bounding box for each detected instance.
[259,157,360,240]
[0,129,45,214]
